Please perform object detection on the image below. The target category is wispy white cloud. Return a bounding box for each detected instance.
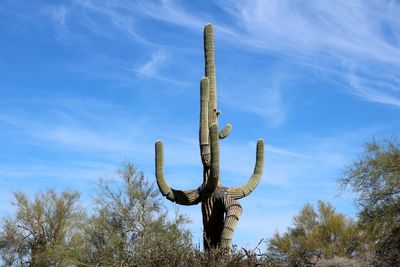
[0,97,145,149]
[215,0,400,108]
[221,85,286,126]
[72,0,151,44]
[136,50,166,77]
[78,0,398,110]
[347,64,400,107]
[135,50,183,84]
[70,0,398,118]
[126,0,205,31]
[35,127,131,152]
[219,124,388,191]
[217,0,400,61]
[3,0,399,110]
[220,68,290,126]
[47,4,69,39]
[266,144,311,159]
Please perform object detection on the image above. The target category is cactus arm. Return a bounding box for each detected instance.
[227,139,264,199]
[207,123,220,192]
[200,77,210,166]
[219,123,232,139]
[155,140,201,205]
[220,196,242,248]
[204,23,217,124]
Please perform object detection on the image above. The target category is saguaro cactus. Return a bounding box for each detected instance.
[155,24,264,250]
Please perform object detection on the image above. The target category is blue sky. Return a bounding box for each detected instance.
[0,0,399,248]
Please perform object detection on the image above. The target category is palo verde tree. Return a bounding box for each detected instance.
[268,200,365,266]
[0,189,84,267]
[155,24,265,250]
[340,138,400,266]
[82,162,192,266]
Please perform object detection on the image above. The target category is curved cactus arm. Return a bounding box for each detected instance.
[219,123,232,139]
[200,77,210,167]
[155,140,201,205]
[227,139,264,200]
[220,195,242,248]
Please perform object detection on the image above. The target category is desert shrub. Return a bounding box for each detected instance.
[340,138,400,265]
[267,201,365,267]
[315,256,366,267]
[0,189,84,266]
[78,162,193,266]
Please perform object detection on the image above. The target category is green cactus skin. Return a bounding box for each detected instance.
[155,23,265,249]
[219,123,232,139]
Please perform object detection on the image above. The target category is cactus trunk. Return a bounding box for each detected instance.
[155,24,265,250]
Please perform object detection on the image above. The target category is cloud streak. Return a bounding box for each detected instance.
[76,0,398,111]
[2,1,399,111]
[219,68,289,126]
[6,0,398,120]
[216,0,400,108]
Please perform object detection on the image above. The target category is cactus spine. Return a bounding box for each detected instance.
[155,24,264,249]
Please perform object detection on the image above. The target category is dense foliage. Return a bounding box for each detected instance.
[266,138,400,266]
[81,163,193,266]
[339,138,400,266]
[0,189,84,266]
[0,162,193,266]
[268,200,366,266]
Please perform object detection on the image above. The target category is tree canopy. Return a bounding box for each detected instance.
[339,138,400,266]
[268,200,365,266]
[82,162,192,266]
[0,162,193,266]
[0,189,84,266]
